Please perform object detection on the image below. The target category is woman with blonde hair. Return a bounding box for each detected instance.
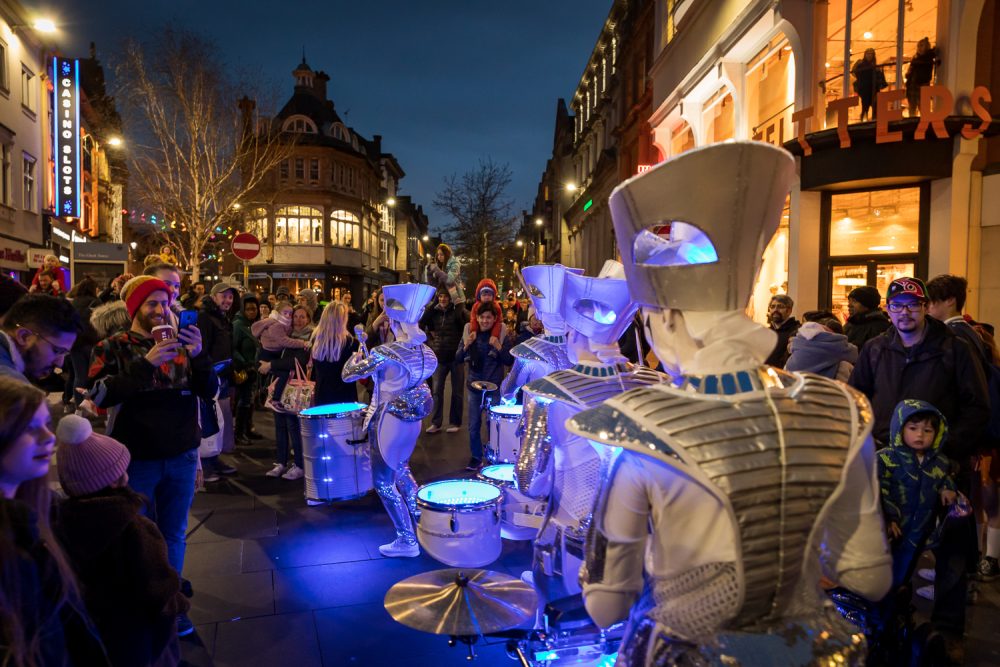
[0,377,108,666]
[310,301,360,405]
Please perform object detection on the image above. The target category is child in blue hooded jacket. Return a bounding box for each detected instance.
[877,398,958,590]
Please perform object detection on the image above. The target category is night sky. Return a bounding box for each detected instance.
[41,0,612,233]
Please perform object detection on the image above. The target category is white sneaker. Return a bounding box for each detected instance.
[916,584,934,601]
[918,568,936,582]
[446,425,460,433]
[265,463,287,478]
[425,424,441,434]
[282,464,304,480]
[378,538,420,558]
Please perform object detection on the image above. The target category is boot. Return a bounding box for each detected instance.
[234,405,251,445]
[245,404,264,440]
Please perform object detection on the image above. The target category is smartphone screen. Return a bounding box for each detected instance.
[178,309,198,330]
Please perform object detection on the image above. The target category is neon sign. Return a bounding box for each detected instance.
[53,58,81,219]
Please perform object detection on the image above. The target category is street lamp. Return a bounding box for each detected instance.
[32,18,56,33]
[107,136,123,148]
[422,234,429,242]
[565,182,578,193]
[387,197,396,207]
[534,218,543,227]
[516,239,523,247]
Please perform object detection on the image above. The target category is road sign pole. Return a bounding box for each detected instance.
[243,260,249,289]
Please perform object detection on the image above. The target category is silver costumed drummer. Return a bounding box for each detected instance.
[499,264,581,403]
[566,142,893,666]
[342,283,438,558]
[515,260,666,603]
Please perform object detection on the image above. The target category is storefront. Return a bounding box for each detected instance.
[0,238,29,284]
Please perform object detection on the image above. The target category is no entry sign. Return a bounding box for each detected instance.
[231,233,261,261]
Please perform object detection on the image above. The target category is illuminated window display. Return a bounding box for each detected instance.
[701,89,734,144]
[275,205,323,245]
[746,37,795,145]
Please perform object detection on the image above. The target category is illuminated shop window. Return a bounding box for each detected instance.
[245,207,269,244]
[829,187,919,256]
[824,0,939,124]
[747,37,795,145]
[330,209,360,249]
[275,205,323,245]
[749,199,790,324]
[701,89,734,144]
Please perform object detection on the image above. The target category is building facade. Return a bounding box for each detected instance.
[241,60,411,302]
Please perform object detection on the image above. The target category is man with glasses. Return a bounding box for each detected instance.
[0,294,80,384]
[849,276,989,661]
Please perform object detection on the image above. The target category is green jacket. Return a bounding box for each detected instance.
[232,313,261,371]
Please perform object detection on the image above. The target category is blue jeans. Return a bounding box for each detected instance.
[274,413,304,468]
[466,388,499,460]
[128,449,198,577]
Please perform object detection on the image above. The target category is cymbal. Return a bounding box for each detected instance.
[471,380,498,392]
[385,568,537,636]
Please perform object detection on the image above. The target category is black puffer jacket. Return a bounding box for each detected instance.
[55,488,188,667]
[420,302,468,364]
[848,316,990,454]
[198,297,233,373]
[845,309,892,350]
[765,317,801,368]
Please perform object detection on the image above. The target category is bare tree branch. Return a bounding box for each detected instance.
[116,29,294,280]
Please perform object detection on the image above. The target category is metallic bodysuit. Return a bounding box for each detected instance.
[515,362,666,602]
[568,367,888,666]
[499,334,572,403]
[343,341,437,545]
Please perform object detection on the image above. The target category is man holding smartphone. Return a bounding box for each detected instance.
[87,275,218,638]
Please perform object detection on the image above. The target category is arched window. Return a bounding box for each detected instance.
[245,207,269,244]
[330,123,348,141]
[282,116,317,134]
[275,206,323,245]
[330,209,360,249]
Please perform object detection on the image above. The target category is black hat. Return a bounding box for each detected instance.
[847,286,881,310]
[0,275,27,318]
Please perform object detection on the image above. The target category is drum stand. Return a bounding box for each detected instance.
[470,380,498,461]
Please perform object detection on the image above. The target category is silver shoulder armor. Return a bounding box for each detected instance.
[388,383,434,422]
[514,395,553,499]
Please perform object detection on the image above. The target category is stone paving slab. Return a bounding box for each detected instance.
[212,611,322,667]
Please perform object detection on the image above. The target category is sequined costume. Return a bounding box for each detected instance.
[342,283,437,556]
[499,264,581,402]
[515,262,667,602]
[565,142,892,666]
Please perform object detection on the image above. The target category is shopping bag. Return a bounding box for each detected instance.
[277,358,315,413]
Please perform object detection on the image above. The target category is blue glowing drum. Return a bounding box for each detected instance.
[479,464,546,541]
[488,404,523,464]
[416,480,502,567]
[298,402,371,504]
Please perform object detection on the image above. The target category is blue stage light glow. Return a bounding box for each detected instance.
[301,402,367,417]
[490,404,523,417]
[481,464,515,483]
[417,480,501,505]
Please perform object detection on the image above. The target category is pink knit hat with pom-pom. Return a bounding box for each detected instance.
[56,415,131,497]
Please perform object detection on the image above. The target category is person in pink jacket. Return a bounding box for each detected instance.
[250,301,308,363]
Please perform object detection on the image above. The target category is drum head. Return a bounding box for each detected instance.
[300,402,367,418]
[489,404,523,418]
[480,464,515,484]
[416,480,501,510]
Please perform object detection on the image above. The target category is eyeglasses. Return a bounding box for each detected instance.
[18,326,72,356]
[886,302,925,313]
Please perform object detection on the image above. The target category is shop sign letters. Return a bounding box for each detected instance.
[788,84,992,156]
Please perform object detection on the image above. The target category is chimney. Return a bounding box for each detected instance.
[313,71,330,100]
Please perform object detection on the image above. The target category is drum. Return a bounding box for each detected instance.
[479,464,546,541]
[416,480,502,567]
[518,620,624,666]
[488,404,523,464]
[298,402,371,504]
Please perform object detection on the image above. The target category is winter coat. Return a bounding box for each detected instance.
[849,316,990,454]
[232,312,261,373]
[197,298,233,369]
[419,301,468,364]
[88,330,219,460]
[251,313,308,355]
[90,302,131,340]
[785,322,858,381]
[0,331,29,383]
[765,317,800,368]
[468,279,503,339]
[0,498,110,667]
[54,488,187,667]
[312,337,360,406]
[877,400,956,586]
[424,256,466,303]
[455,323,513,388]
[845,309,892,350]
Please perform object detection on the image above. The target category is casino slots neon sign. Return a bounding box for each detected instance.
[53,58,80,219]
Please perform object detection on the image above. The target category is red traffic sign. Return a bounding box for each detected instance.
[231,232,261,261]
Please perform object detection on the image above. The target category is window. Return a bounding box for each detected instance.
[282,116,317,133]
[670,121,694,157]
[747,38,795,146]
[330,209,360,249]
[294,158,305,180]
[701,89,734,144]
[309,158,320,182]
[246,207,269,243]
[20,66,35,113]
[274,206,323,245]
[1,145,10,206]
[380,237,393,269]
[279,160,289,180]
[0,40,7,92]
[331,124,347,141]
[22,154,35,211]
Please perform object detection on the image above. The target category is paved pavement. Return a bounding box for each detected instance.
[178,399,1000,667]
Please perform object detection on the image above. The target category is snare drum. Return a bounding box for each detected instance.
[416,480,502,567]
[479,464,546,541]
[298,402,371,503]
[488,404,523,464]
